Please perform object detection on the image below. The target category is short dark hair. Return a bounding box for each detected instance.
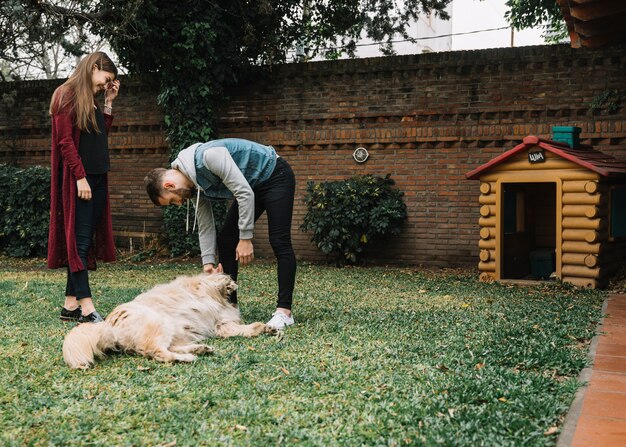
[144,168,168,206]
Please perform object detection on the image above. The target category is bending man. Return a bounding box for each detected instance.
[144,138,296,330]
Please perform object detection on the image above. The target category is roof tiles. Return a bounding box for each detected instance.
[465,135,626,179]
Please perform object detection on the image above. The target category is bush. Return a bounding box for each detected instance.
[163,199,228,258]
[301,174,407,265]
[0,164,50,257]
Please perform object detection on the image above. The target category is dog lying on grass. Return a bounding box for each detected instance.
[63,273,276,369]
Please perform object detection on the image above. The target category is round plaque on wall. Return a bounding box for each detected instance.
[353,147,369,163]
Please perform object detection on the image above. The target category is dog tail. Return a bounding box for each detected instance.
[62,322,116,369]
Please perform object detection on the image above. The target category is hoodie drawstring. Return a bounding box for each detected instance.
[193,188,200,233]
[186,198,190,232]
[186,189,201,233]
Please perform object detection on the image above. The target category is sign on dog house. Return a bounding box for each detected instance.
[465,127,626,289]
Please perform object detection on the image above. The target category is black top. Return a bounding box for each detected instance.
[78,106,110,175]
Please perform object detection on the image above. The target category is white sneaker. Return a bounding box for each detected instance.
[266,311,294,330]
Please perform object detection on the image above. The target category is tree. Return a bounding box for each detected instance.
[0,1,566,81]
[504,0,562,30]
[1,1,456,79]
[0,0,139,80]
[504,0,566,42]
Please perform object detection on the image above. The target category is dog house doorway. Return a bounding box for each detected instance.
[501,182,557,280]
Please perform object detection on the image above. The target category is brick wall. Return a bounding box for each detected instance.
[1,43,625,266]
[216,43,626,266]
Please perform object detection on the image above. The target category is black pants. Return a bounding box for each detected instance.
[65,174,107,300]
[218,157,296,309]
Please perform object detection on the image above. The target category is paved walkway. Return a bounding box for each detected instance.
[558,293,626,447]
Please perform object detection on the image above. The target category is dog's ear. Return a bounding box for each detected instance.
[218,274,237,298]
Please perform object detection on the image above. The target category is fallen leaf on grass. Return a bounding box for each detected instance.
[137,365,151,371]
[498,397,507,403]
[234,424,248,432]
[543,426,558,436]
[280,367,290,375]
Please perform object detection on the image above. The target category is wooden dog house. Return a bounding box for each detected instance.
[466,127,626,288]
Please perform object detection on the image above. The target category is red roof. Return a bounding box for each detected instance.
[465,135,626,179]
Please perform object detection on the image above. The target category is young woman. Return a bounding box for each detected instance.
[47,51,120,323]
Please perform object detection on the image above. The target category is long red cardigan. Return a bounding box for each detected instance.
[47,88,116,272]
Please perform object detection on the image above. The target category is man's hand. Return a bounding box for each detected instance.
[203,263,223,274]
[236,239,254,265]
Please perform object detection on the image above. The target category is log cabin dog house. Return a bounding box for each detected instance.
[466,127,626,289]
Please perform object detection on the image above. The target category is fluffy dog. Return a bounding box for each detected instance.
[62,273,275,369]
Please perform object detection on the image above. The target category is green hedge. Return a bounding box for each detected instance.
[302,174,407,265]
[0,164,50,257]
[163,199,228,258]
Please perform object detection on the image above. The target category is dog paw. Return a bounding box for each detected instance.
[264,325,280,336]
[175,353,197,363]
[197,344,215,355]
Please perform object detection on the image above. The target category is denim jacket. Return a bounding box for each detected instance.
[172,138,277,266]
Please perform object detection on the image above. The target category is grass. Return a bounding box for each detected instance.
[0,256,606,446]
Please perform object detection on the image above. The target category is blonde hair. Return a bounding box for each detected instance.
[49,52,118,132]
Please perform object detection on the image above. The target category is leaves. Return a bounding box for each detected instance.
[544,426,559,436]
[504,0,562,30]
[301,174,407,265]
[0,164,50,257]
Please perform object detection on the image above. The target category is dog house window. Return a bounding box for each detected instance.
[610,186,626,239]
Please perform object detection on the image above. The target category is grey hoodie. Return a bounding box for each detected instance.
[172,144,255,266]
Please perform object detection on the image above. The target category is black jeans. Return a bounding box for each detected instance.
[218,157,296,309]
[65,174,107,300]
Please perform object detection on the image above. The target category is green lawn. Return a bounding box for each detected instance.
[0,257,605,446]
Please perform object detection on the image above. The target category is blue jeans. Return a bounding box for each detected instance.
[218,157,296,309]
[65,174,107,299]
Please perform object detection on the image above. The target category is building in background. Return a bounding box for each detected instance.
[315,0,546,60]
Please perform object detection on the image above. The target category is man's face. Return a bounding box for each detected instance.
[158,188,193,206]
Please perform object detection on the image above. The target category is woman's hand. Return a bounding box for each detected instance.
[236,239,254,265]
[77,178,92,201]
[105,79,120,104]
